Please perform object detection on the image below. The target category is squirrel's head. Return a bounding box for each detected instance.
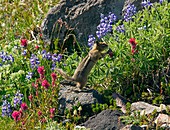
[94,41,108,51]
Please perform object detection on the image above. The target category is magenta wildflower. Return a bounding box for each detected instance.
[12,111,21,121]
[35,45,39,49]
[42,80,50,89]
[129,38,138,55]
[129,38,137,45]
[38,110,42,116]
[50,108,55,114]
[37,66,45,75]
[21,102,28,111]
[51,73,57,81]
[21,39,28,47]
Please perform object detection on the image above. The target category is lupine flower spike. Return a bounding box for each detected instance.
[141,0,153,8]
[123,4,136,22]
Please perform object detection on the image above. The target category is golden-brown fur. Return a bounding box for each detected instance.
[55,41,108,89]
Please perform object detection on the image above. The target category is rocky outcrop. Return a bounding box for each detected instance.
[80,109,125,130]
[58,86,170,129]
[120,125,142,130]
[131,101,167,115]
[154,113,170,127]
[58,83,103,115]
[41,0,164,49]
[41,0,125,47]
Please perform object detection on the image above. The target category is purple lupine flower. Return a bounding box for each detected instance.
[87,35,96,48]
[2,100,12,117]
[41,50,46,55]
[141,0,153,8]
[22,50,27,56]
[116,24,125,33]
[51,54,62,70]
[9,55,14,62]
[26,72,33,80]
[30,54,40,69]
[56,54,62,62]
[51,63,56,71]
[108,12,117,24]
[41,50,47,59]
[46,52,52,60]
[159,0,164,4]
[41,50,52,60]
[13,91,23,108]
[96,13,117,39]
[0,51,14,65]
[2,94,12,117]
[123,4,136,22]
[0,51,6,60]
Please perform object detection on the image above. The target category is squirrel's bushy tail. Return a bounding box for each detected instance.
[55,68,75,81]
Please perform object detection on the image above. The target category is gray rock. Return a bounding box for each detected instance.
[120,124,142,130]
[58,84,103,115]
[41,0,125,46]
[80,109,125,130]
[131,101,167,115]
[154,113,170,125]
[41,0,169,49]
[160,124,170,129]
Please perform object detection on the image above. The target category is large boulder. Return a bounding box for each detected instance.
[80,109,125,130]
[131,101,168,115]
[120,125,142,130]
[41,0,164,49]
[58,83,103,115]
[41,0,125,47]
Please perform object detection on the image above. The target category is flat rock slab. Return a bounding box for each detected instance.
[131,101,167,115]
[58,84,103,115]
[155,113,170,125]
[80,109,125,130]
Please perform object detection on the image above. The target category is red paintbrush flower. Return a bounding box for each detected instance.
[21,102,28,111]
[42,80,50,89]
[129,38,137,46]
[21,39,28,47]
[12,111,21,121]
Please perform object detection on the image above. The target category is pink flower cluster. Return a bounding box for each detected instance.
[50,108,55,118]
[42,80,50,89]
[37,66,45,79]
[12,102,28,122]
[37,66,57,88]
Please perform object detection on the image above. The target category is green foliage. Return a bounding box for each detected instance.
[0,0,59,45]
[0,0,170,129]
[89,1,170,101]
[91,99,118,114]
[120,111,150,126]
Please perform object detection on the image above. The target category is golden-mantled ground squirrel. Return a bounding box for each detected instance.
[55,41,110,90]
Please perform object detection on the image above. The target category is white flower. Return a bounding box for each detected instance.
[1,23,5,27]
